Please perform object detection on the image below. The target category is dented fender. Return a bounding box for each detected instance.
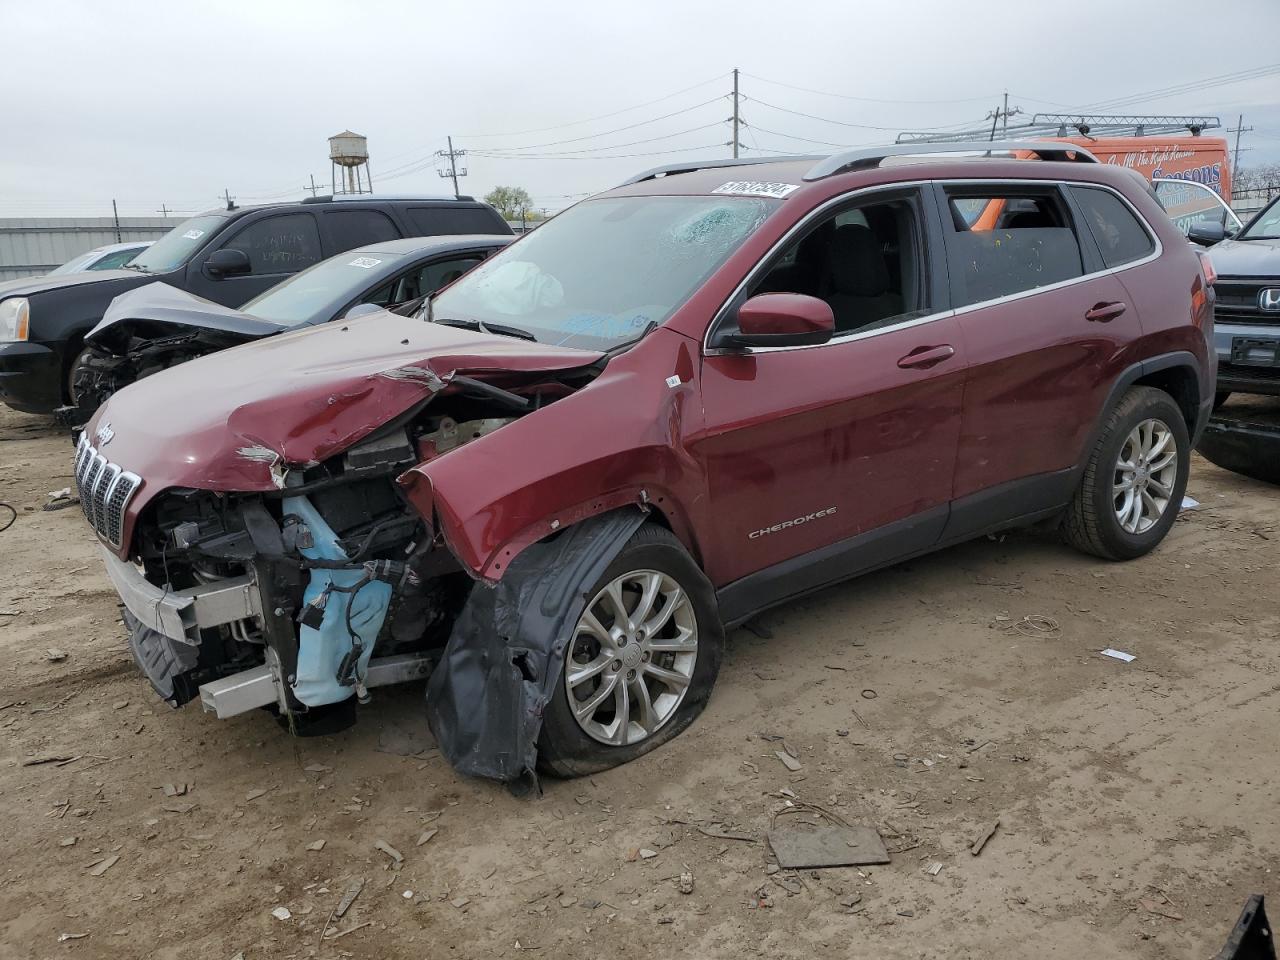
[398,327,708,579]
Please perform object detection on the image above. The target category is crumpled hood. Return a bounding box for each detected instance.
[86,310,602,530]
[1210,237,1280,277]
[87,282,284,345]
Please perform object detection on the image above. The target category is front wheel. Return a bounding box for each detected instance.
[537,525,723,778]
[1062,386,1190,561]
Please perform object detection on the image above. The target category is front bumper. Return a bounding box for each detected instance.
[1214,321,1280,397]
[99,544,262,644]
[0,340,62,413]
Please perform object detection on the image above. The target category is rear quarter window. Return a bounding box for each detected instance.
[1069,187,1155,268]
[406,206,508,236]
[324,209,402,253]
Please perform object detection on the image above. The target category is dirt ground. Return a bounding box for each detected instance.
[1,401,1278,960]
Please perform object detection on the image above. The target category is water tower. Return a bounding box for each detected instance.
[329,130,373,195]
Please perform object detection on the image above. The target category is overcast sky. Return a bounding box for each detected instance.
[3,0,1279,219]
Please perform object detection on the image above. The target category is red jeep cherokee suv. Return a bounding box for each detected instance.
[76,141,1214,785]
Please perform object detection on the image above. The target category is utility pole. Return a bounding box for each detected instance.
[111,199,122,242]
[222,188,235,210]
[731,68,741,158]
[156,203,171,218]
[305,174,323,198]
[1228,114,1253,177]
[985,95,1023,141]
[435,137,467,198]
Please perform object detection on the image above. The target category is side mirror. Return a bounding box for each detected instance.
[343,302,385,321]
[1187,221,1227,247]
[204,248,252,277]
[713,293,834,349]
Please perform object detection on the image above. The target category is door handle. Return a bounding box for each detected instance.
[1086,301,1127,323]
[897,344,956,369]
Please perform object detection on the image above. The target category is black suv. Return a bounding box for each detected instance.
[0,195,511,415]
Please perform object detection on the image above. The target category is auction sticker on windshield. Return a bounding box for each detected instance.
[347,257,382,269]
[712,181,799,199]
[182,229,205,240]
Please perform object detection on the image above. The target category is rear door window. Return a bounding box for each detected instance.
[406,206,507,236]
[323,209,402,254]
[1070,186,1156,266]
[221,213,322,276]
[940,186,1084,307]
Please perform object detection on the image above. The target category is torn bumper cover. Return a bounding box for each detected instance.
[426,508,646,783]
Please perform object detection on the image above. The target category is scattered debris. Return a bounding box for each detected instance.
[58,933,88,942]
[244,788,268,801]
[679,870,694,894]
[306,839,326,851]
[696,826,755,842]
[416,828,439,847]
[840,893,863,908]
[88,855,120,877]
[451,897,471,909]
[271,906,292,921]
[860,689,878,700]
[22,755,73,766]
[971,818,1001,856]
[640,848,658,859]
[775,750,802,773]
[768,824,890,869]
[403,890,414,900]
[1139,898,1185,921]
[303,763,333,773]
[925,861,944,876]
[44,648,68,662]
[334,878,364,918]
[59,837,77,847]
[1101,648,1136,663]
[374,839,404,866]
[162,783,188,798]
[558,894,577,908]
[1180,496,1200,511]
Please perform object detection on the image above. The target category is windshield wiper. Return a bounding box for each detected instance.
[1238,235,1280,240]
[433,316,538,342]
[121,263,152,273]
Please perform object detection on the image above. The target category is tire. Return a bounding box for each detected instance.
[66,345,90,405]
[1213,391,1231,411]
[537,524,723,778]
[1062,386,1190,561]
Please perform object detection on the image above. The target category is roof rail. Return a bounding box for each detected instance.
[803,140,1099,181]
[618,155,819,187]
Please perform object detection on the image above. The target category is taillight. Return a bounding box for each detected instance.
[1196,249,1217,286]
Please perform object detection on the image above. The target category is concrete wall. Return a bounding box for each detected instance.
[0,217,182,281]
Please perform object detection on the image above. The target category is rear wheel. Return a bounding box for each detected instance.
[537,525,722,778]
[1062,386,1189,561]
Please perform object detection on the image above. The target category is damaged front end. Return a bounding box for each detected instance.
[79,312,607,745]
[68,283,285,424]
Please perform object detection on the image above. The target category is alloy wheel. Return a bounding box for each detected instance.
[1113,418,1178,534]
[564,569,698,747]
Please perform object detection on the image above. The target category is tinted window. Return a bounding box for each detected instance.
[1072,187,1155,266]
[222,213,322,275]
[943,189,1084,307]
[325,209,401,253]
[371,255,484,306]
[407,206,507,236]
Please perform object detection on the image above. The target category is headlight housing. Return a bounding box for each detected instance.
[0,298,29,342]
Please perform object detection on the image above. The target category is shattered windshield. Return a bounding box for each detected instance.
[128,215,226,273]
[241,250,405,325]
[428,195,777,350]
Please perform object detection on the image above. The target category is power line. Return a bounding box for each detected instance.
[469,97,726,153]
[476,122,725,157]
[456,73,730,139]
[1081,63,1280,112]
[742,71,1000,106]
[469,143,727,161]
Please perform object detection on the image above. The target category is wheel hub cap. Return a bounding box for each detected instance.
[564,569,698,747]
[1113,418,1178,535]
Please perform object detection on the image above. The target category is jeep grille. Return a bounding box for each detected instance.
[74,435,141,549]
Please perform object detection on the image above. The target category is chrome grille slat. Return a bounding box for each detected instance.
[72,435,141,548]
